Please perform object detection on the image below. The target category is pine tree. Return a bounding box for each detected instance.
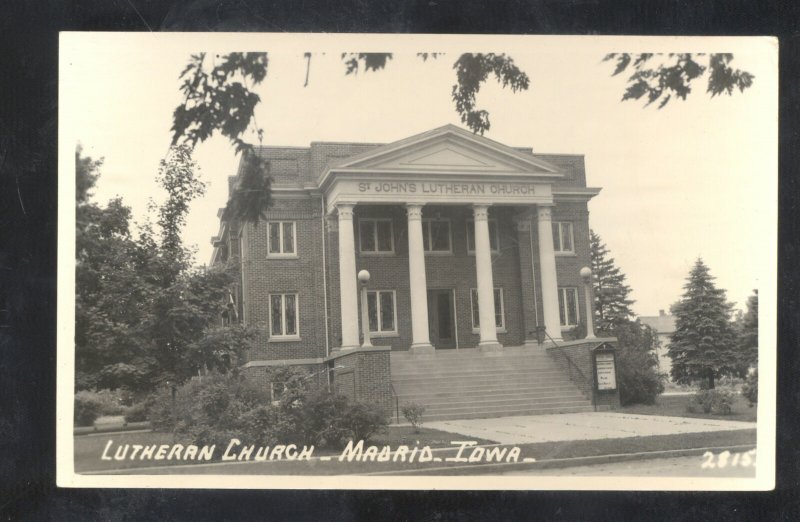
[667,258,738,388]
[738,289,758,369]
[590,230,635,334]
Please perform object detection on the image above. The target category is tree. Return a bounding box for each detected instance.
[590,230,635,334]
[667,258,739,389]
[171,50,753,226]
[738,289,758,369]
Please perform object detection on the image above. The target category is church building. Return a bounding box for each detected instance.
[211,124,619,420]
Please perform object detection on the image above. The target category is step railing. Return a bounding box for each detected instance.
[542,331,596,411]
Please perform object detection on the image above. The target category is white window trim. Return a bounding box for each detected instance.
[558,286,580,327]
[366,289,398,336]
[358,218,395,255]
[269,293,301,341]
[422,218,453,255]
[266,221,298,258]
[466,219,500,254]
[553,221,575,255]
[469,287,507,333]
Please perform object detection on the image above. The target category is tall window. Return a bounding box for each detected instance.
[558,287,579,327]
[267,221,296,257]
[359,218,394,253]
[422,219,452,253]
[552,222,574,253]
[466,220,500,253]
[470,288,505,330]
[270,293,299,339]
[367,290,396,334]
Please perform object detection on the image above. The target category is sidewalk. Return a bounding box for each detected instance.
[423,412,756,445]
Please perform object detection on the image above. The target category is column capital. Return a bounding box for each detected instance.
[406,203,424,221]
[537,204,553,221]
[472,204,490,221]
[337,203,355,220]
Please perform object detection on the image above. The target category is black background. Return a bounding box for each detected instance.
[1,0,798,519]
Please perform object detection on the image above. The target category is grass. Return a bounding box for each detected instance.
[74,425,496,473]
[620,393,757,423]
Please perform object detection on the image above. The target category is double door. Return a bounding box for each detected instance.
[427,289,456,349]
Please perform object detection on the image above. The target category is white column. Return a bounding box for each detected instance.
[537,205,562,342]
[406,204,433,353]
[337,204,359,350]
[473,204,502,350]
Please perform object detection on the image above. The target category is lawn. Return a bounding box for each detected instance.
[74,425,496,473]
[620,393,757,423]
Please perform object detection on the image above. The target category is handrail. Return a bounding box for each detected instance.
[543,331,595,410]
[390,381,400,424]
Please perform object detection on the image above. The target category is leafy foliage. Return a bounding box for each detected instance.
[74,391,105,426]
[613,321,665,406]
[667,259,739,388]
[401,402,427,433]
[687,389,735,415]
[741,369,758,407]
[451,53,530,135]
[604,53,754,108]
[590,230,635,333]
[738,290,758,369]
[341,53,392,75]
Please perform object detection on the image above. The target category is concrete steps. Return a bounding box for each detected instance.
[390,347,593,421]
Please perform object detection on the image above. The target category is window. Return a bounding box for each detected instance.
[470,288,505,330]
[558,287,579,327]
[466,220,500,253]
[366,290,397,335]
[552,222,574,253]
[269,293,299,339]
[422,219,452,253]
[359,219,394,253]
[267,221,296,257]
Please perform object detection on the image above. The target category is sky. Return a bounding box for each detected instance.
[60,34,777,316]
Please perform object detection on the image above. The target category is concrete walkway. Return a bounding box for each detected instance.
[424,412,756,445]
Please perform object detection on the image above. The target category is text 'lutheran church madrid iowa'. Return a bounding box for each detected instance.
[210,124,621,421]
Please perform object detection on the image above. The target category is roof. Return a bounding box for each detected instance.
[639,314,677,334]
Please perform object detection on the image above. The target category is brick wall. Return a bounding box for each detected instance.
[331,348,394,417]
[546,339,621,410]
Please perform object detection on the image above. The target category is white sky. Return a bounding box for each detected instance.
[60,34,777,316]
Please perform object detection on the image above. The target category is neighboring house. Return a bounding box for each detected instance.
[210,124,612,416]
[639,309,677,380]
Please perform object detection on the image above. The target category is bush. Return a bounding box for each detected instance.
[616,348,665,406]
[401,402,427,433]
[74,391,104,426]
[741,369,758,407]
[687,389,735,415]
[340,402,389,442]
[123,401,149,423]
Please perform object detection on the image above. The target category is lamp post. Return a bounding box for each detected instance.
[358,269,372,348]
[580,266,596,340]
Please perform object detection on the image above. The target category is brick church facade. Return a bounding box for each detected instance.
[211,125,619,417]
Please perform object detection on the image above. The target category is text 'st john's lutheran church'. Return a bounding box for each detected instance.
[211,125,620,420]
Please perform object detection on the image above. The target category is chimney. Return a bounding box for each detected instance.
[659,309,665,316]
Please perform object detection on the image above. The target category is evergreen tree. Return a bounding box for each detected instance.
[667,258,738,388]
[589,230,635,334]
[738,289,758,369]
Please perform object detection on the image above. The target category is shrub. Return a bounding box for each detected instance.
[401,402,427,433]
[616,348,665,406]
[687,389,735,415]
[74,391,104,427]
[340,402,389,442]
[123,401,149,423]
[741,369,758,407]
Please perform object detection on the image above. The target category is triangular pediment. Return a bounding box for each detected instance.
[328,124,562,176]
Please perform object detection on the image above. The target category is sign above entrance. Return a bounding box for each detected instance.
[325,177,553,213]
[357,181,539,197]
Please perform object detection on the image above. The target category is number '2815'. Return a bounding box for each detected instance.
[701,449,756,469]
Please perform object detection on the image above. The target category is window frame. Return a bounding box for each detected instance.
[365,289,398,336]
[558,286,580,327]
[552,221,575,255]
[469,287,506,332]
[466,219,500,254]
[422,218,453,255]
[358,218,395,255]
[268,292,300,341]
[266,221,298,258]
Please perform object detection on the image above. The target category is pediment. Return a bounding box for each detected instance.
[328,124,561,176]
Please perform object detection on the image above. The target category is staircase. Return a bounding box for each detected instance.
[390,346,594,421]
